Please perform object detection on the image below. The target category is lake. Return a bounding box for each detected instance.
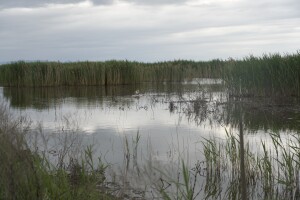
[1,78,299,199]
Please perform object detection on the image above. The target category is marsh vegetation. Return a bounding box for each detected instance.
[0,52,300,199]
[0,103,115,200]
[0,52,299,97]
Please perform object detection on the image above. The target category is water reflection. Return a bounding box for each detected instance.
[1,79,300,199]
[2,80,300,133]
[2,80,299,171]
[220,97,300,132]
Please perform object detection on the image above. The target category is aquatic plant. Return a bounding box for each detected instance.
[154,127,300,199]
[0,103,114,200]
[199,130,300,199]
[1,52,299,97]
[223,52,300,97]
[0,60,223,87]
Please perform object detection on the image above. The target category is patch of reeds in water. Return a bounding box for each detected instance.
[156,130,300,200]
[1,52,299,97]
[223,52,300,97]
[0,60,223,87]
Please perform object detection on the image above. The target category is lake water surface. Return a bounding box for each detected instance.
[1,78,300,198]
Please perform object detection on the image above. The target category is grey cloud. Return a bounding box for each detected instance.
[0,0,113,8]
[0,0,83,8]
[1,0,299,9]
[0,0,186,8]
[123,0,187,5]
[0,0,299,62]
[89,0,114,5]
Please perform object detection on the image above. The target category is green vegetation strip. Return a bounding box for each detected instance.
[1,52,299,97]
[0,60,222,87]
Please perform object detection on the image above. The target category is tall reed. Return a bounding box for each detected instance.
[223,52,300,97]
[1,52,299,96]
[0,60,223,87]
[200,130,300,199]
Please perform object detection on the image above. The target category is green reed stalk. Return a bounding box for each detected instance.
[223,52,300,97]
[0,60,224,87]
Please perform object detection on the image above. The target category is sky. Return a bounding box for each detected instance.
[0,0,299,62]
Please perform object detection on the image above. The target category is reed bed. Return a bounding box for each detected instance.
[223,52,300,97]
[1,52,299,97]
[0,60,222,87]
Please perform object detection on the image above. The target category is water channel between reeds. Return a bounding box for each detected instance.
[1,78,300,199]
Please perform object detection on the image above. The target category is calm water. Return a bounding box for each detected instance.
[1,78,300,198]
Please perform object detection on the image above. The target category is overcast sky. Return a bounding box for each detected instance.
[0,0,299,62]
